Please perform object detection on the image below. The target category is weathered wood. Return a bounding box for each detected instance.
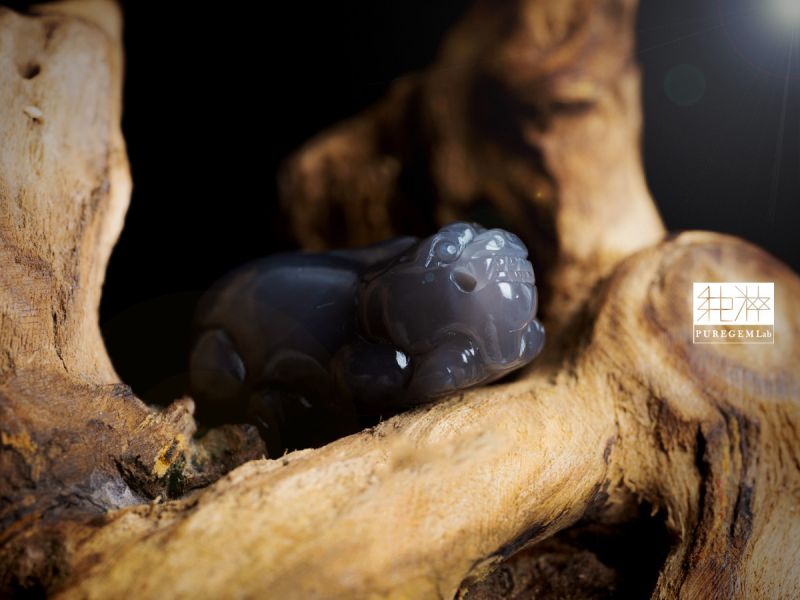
[0,0,798,598]
[43,232,798,600]
[0,2,262,593]
[279,0,665,330]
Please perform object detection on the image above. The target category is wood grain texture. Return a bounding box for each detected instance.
[279,0,665,330]
[0,0,798,598]
[0,3,262,593]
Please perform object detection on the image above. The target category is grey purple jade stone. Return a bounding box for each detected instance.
[190,222,545,454]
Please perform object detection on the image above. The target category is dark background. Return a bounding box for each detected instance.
[102,0,800,404]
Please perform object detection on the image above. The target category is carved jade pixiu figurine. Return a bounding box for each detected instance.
[190,222,545,455]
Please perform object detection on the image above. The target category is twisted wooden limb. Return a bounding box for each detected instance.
[0,2,261,592]
[1,0,798,598]
[46,233,800,599]
[279,0,664,328]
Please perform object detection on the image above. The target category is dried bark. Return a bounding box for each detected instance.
[1,0,798,598]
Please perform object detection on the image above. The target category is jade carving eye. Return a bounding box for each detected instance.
[434,239,460,262]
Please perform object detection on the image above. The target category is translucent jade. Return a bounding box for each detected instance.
[190,222,545,454]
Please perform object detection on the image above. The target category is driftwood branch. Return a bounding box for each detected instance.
[1,0,798,598]
[279,0,665,330]
[0,2,262,592]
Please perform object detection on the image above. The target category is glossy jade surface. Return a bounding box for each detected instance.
[190,222,545,454]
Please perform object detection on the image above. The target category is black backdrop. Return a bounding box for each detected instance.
[102,0,800,404]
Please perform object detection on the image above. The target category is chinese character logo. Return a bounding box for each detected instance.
[693,282,774,344]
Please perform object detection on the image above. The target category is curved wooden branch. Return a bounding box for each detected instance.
[279,0,665,329]
[43,232,798,599]
[0,2,262,592]
[1,0,798,598]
